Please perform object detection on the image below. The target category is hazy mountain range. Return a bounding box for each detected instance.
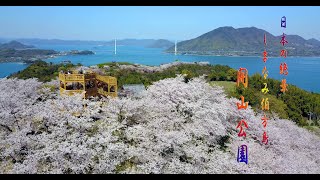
[0,38,174,49]
[166,26,320,57]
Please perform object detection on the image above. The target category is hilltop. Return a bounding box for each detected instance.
[167,26,320,56]
[0,40,35,50]
[10,60,320,130]
[0,75,319,173]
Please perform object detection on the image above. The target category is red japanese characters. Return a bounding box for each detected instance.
[261,114,269,128]
[262,131,269,145]
[237,119,248,137]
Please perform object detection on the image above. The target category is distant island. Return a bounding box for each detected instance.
[60,50,95,55]
[0,41,94,63]
[0,40,35,49]
[166,26,320,57]
[95,39,174,48]
[147,39,174,48]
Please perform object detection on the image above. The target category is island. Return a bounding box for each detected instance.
[0,41,95,63]
[166,26,320,57]
[65,50,95,55]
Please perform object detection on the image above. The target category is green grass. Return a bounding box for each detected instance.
[210,81,236,97]
[210,81,289,119]
[303,125,320,137]
[9,60,76,82]
[260,93,289,119]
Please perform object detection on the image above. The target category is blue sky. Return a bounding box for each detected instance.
[0,6,319,41]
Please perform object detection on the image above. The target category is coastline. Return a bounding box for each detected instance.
[0,50,94,64]
[164,52,320,58]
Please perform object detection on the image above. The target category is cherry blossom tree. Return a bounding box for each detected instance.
[0,76,319,174]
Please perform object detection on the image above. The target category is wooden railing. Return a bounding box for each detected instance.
[59,73,65,81]
[96,75,117,85]
[60,87,84,96]
[65,74,84,81]
[60,73,97,82]
[97,88,117,97]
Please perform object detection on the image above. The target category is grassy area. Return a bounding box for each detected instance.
[210,81,236,97]
[260,93,289,119]
[303,126,320,137]
[210,80,289,119]
[99,63,237,88]
[9,60,76,82]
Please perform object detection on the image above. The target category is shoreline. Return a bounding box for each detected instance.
[2,52,320,64]
[163,52,320,58]
[0,50,94,64]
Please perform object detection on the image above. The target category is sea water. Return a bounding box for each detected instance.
[0,44,319,93]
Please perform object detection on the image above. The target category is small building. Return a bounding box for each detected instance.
[119,84,146,97]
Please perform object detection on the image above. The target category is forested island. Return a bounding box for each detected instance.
[0,41,94,63]
[167,26,320,57]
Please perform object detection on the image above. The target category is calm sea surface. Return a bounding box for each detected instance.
[0,44,319,93]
